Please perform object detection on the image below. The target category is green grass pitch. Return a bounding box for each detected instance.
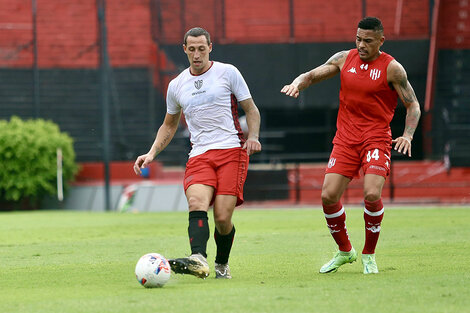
[1,206,469,313]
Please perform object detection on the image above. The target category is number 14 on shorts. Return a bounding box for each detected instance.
[366,149,380,162]
[366,148,391,168]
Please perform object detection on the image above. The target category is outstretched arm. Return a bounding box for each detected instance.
[388,60,421,157]
[133,112,181,175]
[280,50,348,98]
[240,98,262,155]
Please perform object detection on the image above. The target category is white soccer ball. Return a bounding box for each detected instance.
[135,253,171,288]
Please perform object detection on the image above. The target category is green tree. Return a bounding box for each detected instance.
[0,116,78,209]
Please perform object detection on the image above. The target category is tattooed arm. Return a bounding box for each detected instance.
[281,50,349,98]
[388,60,421,157]
[134,111,181,175]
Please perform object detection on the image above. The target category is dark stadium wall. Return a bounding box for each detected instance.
[0,67,166,162]
[161,40,429,109]
[160,40,428,162]
[0,0,436,163]
[0,40,428,162]
[430,0,470,164]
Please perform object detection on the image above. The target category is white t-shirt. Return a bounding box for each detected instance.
[166,61,252,158]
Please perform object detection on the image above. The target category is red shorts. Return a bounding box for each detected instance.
[325,143,391,179]
[183,147,249,206]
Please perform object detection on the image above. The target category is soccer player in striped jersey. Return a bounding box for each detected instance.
[134,27,261,279]
[281,17,421,274]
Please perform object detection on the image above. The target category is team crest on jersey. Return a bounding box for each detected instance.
[328,158,336,168]
[194,79,203,89]
[370,69,381,80]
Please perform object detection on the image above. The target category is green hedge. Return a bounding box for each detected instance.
[0,116,78,208]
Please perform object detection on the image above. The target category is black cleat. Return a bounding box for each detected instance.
[168,254,210,279]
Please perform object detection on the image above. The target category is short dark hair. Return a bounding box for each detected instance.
[184,27,211,46]
[358,17,384,33]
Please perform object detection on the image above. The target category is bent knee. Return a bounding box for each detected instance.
[187,195,209,211]
[321,189,341,205]
[363,190,381,202]
[214,213,230,227]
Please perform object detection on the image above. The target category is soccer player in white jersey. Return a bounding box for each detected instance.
[134,27,262,279]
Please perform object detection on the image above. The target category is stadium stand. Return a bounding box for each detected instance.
[1,0,469,208]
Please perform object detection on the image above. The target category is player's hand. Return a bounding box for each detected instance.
[280,84,300,98]
[243,137,262,156]
[133,154,154,175]
[392,136,412,157]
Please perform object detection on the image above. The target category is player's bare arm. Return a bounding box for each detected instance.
[388,60,421,157]
[134,112,181,175]
[280,50,348,98]
[240,98,262,155]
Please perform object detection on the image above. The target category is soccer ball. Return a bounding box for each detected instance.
[135,253,171,288]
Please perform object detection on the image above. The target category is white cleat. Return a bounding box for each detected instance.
[215,262,232,279]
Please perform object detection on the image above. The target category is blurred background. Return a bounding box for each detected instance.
[0,0,469,209]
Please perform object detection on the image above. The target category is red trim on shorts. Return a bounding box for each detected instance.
[231,94,245,145]
[235,147,243,198]
[233,147,248,206]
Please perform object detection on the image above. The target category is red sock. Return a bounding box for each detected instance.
[363,199,384,254]
[322,201,352,252]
